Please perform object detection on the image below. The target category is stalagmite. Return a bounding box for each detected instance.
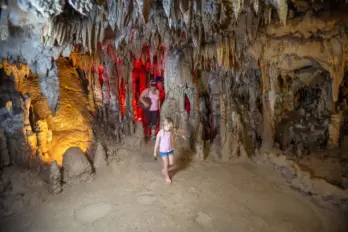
[49,160,62,194]
[93,142,108,169]
[195,122,205,160]
[220,92,233,161]
[260,62,276,151]
[0,129,10,167]
[328,113,342,149]
[22,95,37,164]
[36,120,50,163]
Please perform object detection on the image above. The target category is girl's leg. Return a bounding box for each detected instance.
[168,155,174,172]
[161,155,171,184]
[151,125,156,139]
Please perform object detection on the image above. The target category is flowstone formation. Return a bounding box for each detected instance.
[161,49,194,148]
[0,0,347,211]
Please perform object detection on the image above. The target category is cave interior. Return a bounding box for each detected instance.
[1,0,348,231]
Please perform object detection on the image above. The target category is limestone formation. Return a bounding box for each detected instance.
[35,120,50,163]
[0,128,10,167]
[49,160,62,194]
[0,8,9,41]
[161,49,194,149]
[62,147,93,184]
[328,113,342,149]
[93,142,108,170]
[124,121,144,149]
[195,123,205,160]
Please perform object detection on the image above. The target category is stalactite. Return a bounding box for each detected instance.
[68,0,93,16]
[232,0,242,19]
[252,0,259,13]
[0,8,9,41]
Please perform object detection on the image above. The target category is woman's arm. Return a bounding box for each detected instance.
[154,130,161,157]
[157,90,160,110]
[139,88,149,105]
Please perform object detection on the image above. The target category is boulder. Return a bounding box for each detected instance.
[62,147,92,184]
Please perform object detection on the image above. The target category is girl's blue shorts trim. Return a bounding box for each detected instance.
[160,150,174,158]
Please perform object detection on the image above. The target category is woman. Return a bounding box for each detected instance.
[140,80,160,140]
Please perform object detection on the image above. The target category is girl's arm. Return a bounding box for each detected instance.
[154,130,161,157]
[171,128,187,140]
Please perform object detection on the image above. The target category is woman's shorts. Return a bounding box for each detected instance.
[160,150,174,158]
[144,110,158,126]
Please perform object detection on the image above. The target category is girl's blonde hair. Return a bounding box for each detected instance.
[163,117,174,130]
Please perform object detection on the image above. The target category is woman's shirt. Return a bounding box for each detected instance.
[149,90,159,111]
[159,129,173,153]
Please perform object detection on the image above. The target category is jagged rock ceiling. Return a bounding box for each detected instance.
[0,0,348,114]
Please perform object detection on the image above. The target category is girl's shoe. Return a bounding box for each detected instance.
[151,135,156,140]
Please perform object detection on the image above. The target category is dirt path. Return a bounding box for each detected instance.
[1,145,347,232]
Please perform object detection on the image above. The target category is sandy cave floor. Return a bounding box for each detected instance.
[1,143,348,232]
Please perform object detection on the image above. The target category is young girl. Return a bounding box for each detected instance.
[153,117,186,184]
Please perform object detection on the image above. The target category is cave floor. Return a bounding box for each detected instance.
[1,144,347,232]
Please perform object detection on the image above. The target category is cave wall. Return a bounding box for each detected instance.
[0,0,348,167]
[0,57,92,166]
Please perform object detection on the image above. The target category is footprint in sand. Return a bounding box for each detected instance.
[136,191,157,205]
[195,212,213,229]
[74,202,113,224]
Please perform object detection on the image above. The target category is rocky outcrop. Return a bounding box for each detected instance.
[259,150,348,212]
[62,147,93,184]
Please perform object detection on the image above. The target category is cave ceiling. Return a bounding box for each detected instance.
[0,0,347,96]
